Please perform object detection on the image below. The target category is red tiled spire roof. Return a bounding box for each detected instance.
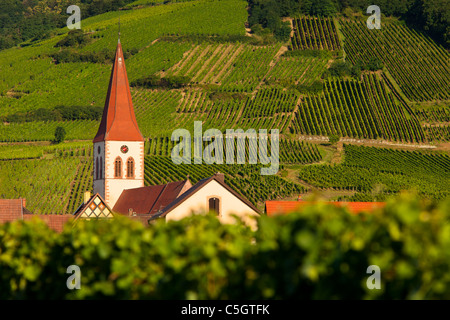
[93,40,143,143]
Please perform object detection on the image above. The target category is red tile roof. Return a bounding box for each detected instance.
[23,214,73,233]
[93,40,143,143]
[113,180,191,216]
[1,199,72,232]
[265,201,386,216]
[0,199,24,223]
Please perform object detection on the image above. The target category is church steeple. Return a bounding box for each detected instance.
[93,38,145,209]
[93,41,143,143]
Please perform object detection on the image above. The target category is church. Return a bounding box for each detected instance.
[73,38,260,228]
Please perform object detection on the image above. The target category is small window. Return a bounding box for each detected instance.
[100,157,103,179]
[114,157,122,178]
[95,157,99,180]
[209,197,220,215]
[127,157,135,178]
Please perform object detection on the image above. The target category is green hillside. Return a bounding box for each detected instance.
[0,0,449,214]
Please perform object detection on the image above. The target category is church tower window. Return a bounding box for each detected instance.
[95,157,99,180]
[127,157,135,178]
[100,157,103,179]
[114,157,122,178]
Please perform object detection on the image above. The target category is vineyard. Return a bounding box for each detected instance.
[0,120,99,143]
[298,144,450,200]
[291,74,426,143]
[340,19,450,102]
[0,152,92,214]
[266,54,328,86]
[146,135,322,164]
[166,43,283,92]
[0,0,449,217]
[290,16,341,51]
[0,141,90,160]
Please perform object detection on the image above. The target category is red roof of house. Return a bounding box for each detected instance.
[1,198,72,232]
[23,214,73,233]
[0,199,24,223]
[113,180,192,216]
[265,201,386,217]
[93,40,143,143]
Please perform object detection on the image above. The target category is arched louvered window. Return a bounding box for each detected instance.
[127,157,135,178]
[95,157,99,180]
[208,197,220,216]
[114,157,122,178]
[100,157,103,179]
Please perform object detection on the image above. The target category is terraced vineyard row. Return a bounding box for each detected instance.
[0,120,99,142]
[290,16,341,51]
[340,19,450,102]
[0,157,82,214]
[66,157,93,214]
[291,74,425,143]
[144,156,304,206]
[344,144,449,176]
[79,0,248,52]
[167,43,282,92]
[127,40,192,82]
[423,126,450,142]
[0,141,91,160]
[266,55,328,86]
[174,89,297,133]
[298,144,449,199]
[414,108,450,123]
[133,88,182,137]
[0,0,248,116]
[146,136,322,164]
[242,89,298,117]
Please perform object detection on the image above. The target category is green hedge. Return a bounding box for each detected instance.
[1,192,449,299]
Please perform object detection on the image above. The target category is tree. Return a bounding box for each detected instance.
[54,126,66,144]
[329,134,340,144]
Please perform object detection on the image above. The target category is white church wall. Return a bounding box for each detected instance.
[104,140,145,208]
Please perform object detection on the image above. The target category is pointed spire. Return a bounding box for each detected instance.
[93,41,143,143]
[118,15,121,43]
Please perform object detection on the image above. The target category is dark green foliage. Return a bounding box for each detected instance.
[54,105,103,121]
[295,81,324,94]
[54,126,66,143]
[0,0,137,51]
[50,49,114,64]
[308,0,338,17]
[55,30,90,48]
[49,47,137,64]
[323,60,354,78]
[131,75,191,89]
[5,106,103,123]
[1,194,450,299]
[362,57,384,71]
[283,49,332,59]
[274,21,292,42]
[322,59,379,79]
[328,134,340,144]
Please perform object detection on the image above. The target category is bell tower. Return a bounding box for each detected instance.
[93,39,144,208]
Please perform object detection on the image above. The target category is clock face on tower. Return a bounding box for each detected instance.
[120,145,129,154]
